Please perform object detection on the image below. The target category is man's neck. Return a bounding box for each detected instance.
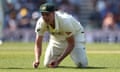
[49,19,55,29]
[50,23,55,29]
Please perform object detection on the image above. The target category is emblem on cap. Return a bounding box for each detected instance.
[40,3,56,12]
[41,6,46,11]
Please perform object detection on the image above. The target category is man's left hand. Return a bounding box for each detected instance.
[48,59,60,68]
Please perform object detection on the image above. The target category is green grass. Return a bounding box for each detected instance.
[0,42,120,72]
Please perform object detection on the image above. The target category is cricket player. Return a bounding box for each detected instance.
[33,3,88,68]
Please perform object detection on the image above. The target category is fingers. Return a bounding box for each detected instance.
[48,63,56,68]
[48,64,57,68]
[48,60,58,68]
[33,61,39,68]
[32,60,59,68]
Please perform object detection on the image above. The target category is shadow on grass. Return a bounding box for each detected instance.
[0,67,45,70]
[0,67,32,70]
[0,66,110,70]
[77,66,108,69]
[57,66,108,69]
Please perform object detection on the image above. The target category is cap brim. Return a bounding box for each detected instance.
[40,11,50,13]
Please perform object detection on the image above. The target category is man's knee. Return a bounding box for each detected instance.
[76,61,88,68]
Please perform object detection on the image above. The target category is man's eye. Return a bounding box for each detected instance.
[46,14,49,16]
[42,13,50,16]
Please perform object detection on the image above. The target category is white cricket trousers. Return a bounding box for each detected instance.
[44,40,88,67]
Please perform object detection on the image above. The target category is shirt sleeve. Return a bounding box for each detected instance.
[35,18,47,36]
[61,16,83,37]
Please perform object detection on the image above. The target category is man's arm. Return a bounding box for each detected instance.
[33,35,43,68]
[57,32,75,62]
[49,32,75,68]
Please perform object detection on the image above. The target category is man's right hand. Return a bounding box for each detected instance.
[33,61,39,68]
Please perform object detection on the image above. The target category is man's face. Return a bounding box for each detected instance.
[41,12,54,24]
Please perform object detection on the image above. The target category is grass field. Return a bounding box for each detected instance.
[0,42,120,72]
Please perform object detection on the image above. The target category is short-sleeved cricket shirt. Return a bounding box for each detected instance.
[35,11,85,42]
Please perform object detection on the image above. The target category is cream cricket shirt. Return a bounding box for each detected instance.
[35,11,85,42]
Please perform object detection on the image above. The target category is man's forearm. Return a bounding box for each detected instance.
[57,44,74,62]
[34,46,41,62]
[57,35,75,63]
[34,35,43,62]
